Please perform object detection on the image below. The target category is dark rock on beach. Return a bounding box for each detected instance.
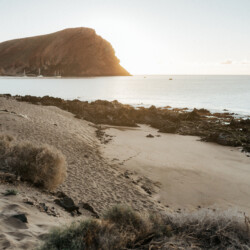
[80,202,99,218]
[54,193,81,215]
[55,197,81,215]
[158,120,179,133]
[12,214,28,223]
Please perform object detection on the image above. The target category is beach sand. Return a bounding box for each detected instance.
[1,96,250,248]
[0,182,74,249]
[101,124,250,215]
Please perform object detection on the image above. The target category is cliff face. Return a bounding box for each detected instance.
[0,28,130,77]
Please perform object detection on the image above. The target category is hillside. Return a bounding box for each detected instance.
[0,28,130,77]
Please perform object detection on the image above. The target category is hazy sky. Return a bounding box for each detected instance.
[0,0,250,75]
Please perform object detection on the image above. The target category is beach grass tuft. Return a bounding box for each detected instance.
[4,189,18,196]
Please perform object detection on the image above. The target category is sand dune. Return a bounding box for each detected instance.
[0,97,160,213]
[101,124,250,215]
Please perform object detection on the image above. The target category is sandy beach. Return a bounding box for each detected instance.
[101,124,250,214]
[0,97,158,211]
[0,97,162,248]
[0,182,74,249]
[0,96,250,248]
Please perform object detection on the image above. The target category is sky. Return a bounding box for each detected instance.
[0,0,250,75]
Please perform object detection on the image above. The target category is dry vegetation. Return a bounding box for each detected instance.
[40,205,250,249]
[0,134,14,160]
[0,133,67,190]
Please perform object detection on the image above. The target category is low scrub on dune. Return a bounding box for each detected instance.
[0,134,16,172]
[0,133,67,190]
[40,205,250,249]
[0,134,14,160]
[103,205,150,247]
[103,205,147,231]
[40,219,121,250]
[161,209,250,249]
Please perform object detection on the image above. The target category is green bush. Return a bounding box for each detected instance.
[4,189,18,196]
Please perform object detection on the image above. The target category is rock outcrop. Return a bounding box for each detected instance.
[0,28,130,77]
[7,94,250,153]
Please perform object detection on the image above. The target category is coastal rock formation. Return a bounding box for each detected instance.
[10,95,250,153]
[0,28,130,77]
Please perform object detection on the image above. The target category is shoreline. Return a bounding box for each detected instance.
[3,94,249,154]
[3,93,250,117]
[101,124,250,215]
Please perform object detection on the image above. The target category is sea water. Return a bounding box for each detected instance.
[0,75,250,116]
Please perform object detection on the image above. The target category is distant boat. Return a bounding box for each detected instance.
[55,70,61,78]
[169,78,173,80]
[37,68,43,78]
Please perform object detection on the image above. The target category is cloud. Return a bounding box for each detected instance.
[240,60,250,65]
[221,59,250,65]
[221,60,233,65]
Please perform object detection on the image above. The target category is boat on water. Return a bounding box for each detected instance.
[54,70,61,78]
[37,68,43,78]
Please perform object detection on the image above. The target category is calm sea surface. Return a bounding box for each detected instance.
[0,75,250,115]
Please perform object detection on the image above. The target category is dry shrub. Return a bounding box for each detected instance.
[103,205,150,247]
[0,134,14,159]
[40,219,121,250]
[40,206,149,250]
[40,206,250,250]
[8,142,67,190]
[0,134,15,171]
[103,205,147,232]
[0,133,67,190]
[159,209,250,249]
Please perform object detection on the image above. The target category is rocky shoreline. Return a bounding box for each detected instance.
[2,94,250,153]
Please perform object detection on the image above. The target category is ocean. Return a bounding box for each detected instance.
[0,75,250,116]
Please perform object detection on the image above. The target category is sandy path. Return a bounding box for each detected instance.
[0,97,160,214]
[101,124,250,215]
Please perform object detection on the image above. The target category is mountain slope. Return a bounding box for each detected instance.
[0,27,130,77]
